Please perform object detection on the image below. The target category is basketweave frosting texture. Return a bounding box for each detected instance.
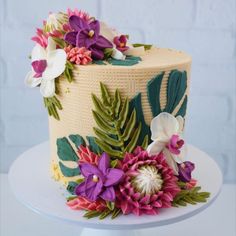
[49,47,191,183]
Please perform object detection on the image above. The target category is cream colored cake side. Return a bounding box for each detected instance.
[49,48,192,183]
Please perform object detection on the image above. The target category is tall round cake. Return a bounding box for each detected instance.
[25,8,210,218]
[49,47,191,183]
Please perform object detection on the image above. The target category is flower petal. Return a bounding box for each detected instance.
[150,112,179,141]
[176,115,184,133]
[95,35,113,49]
[69,15,88,31]
[46,37,56,52]
[39,79,55,97]
[104,168,124,187]
[43,49,66,80]
[89,46,104,60]
[111,48,126,60]
[146,140,165,156]
[89,20,100,34]
[163,148,179,175]
[79,163,103,178]
[100,22,118,42]
[98,153,110,175]
[100,186,115,202]
[31,44,47,61]
[85,176,103,201]
[64,31,77,46]
[76,30,96,48]
[25,71,42,88]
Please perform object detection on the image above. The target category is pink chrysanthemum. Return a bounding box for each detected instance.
[78,145,99,165]
[64,45,92,65]
[67,8,90,21]
[67,196,106,212]
[116,147,180,216]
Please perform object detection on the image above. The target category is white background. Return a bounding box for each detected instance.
[0,0,235,183]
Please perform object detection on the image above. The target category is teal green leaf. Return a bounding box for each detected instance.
[107,56,141,66]
[67,181,78,194]
[57,137,78,161]
[86,136,102,155]
[93,60,107,65]
[59,161,80,177]
[69,134,86,148]
[164,70,187,113]
[176,95,188,117]
[147,72,164,117]
[129,93,151,144]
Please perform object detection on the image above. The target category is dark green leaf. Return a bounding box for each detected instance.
[59,161,80,177]
[69,134,86,148]
[86,136,103,154]
[132,43,152,50]
[57,137,78,161]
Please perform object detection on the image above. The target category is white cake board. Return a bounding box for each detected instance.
[9,142,222,236]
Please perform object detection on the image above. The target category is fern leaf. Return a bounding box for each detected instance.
[125,123,142,153]
[121,109,136,141]
[117,98,129,129]
[100,82,112,106]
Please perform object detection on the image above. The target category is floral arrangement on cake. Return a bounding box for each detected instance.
[56,82,210,219]
[25,9,151,120]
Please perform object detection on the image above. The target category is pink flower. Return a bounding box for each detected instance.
[166,134,184,155]
[67,196,106,212]
[67,8,90,21]
[31,28,48,48]
[113,35,129,52]
[116,147,180,216]
[78,145,100,165]
[186,179,197,190]
[64,45,92,65]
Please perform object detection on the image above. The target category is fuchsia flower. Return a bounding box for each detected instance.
[116,147,180,216]
[32,28,48,48]
[75,153,124,202]
[113,35,129,52]
[67,196,106,212]
[178,161,195,183]
[64,45,92,65]
[166,134,184,155]
[64,16,113,60]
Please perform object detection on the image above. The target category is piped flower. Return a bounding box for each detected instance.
[75,153,124,202]
[113,35,129,52]
[25,37,67,97]
[116,147,180,216]
[64,45,92,65]
[147,112,185,175]
[64,16,113,60]
[178,161,195,182]
[67,8,90,21]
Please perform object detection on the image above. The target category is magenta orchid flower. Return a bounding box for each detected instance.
[75,153,124,202]
[64,16,113,60]
[178,161,195,182]
[113,35,129,52]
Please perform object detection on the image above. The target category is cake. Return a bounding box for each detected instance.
[25,8,210,218]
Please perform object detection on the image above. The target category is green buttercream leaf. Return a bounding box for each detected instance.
[132,43,152,50]
[176,95,188,117]
[164,70,187,113]
[69,134,86,148]
[129,93,151,145]
[52,37,66,48]
[147,72,164,117]
[172,185,210,207]
[44,96,62,120]
[141,135,149,149]
[107,56,141,66]
[110,159,118,168]
[92,83,145,159]
[86,136,102,155]
[59,161,80,177]
[64,61,74,83]
[67,181,78,194]
[57,137,78,161]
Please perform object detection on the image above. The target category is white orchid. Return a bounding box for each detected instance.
[111,48,126,60]
[147,112,186,175]
[25,37,67,98]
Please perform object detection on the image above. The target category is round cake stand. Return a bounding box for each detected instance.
[9,142,222,236]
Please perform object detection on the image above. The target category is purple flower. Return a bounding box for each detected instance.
[178,161,195,182]
[75,153,124,202]
[64,16,113,60]
[113,35,129,52]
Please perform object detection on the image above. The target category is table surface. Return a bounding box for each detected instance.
[8,142,222,230]
[0,174,235,236]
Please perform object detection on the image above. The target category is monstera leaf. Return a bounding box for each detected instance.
[107,56,141,66]
[92,83,145,159]
[147,70,188,118]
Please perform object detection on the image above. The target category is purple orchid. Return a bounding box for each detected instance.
[113,35,129,52]
[75,153,124,202]
[178,161,195,182]
[64,16,113,60]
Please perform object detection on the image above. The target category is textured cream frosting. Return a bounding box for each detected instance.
[49,47,191,183]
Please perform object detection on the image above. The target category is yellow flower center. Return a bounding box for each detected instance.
[92,175,99,182]
[88,30,95,38]
[120,42,125,47]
